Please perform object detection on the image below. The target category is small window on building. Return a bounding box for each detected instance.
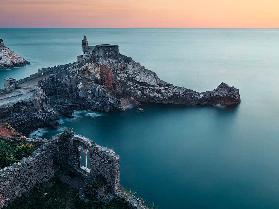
[78,146,91,173]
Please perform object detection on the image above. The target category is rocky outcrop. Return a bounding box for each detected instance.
[0,38,240,134]
[38,44,240,114]
[0,39,29,69]
[0,123,23,139]
[198,82,241,107]
[0,87,59,134]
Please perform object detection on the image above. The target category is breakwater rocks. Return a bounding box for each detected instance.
[0,39,29,69]
[0,36,240,134]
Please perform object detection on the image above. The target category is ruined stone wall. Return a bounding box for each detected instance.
[0,140,56,208]
[56,133,120,202]
[91,143,120,192]
[0,131,148,209]
[16,63,75,85]
[93,45,119,58]
[77,44,119,63]
[0,62,80,90]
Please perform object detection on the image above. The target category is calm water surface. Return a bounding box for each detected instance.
[1,29,279,209]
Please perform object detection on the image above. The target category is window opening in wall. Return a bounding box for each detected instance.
[79,146,91,173]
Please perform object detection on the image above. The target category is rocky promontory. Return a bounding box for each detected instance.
[0,36,241,134]
[0,39,29,69]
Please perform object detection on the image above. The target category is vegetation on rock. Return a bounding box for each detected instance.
[0,139,35,169]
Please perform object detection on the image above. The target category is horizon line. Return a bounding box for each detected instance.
[1,27,279,30]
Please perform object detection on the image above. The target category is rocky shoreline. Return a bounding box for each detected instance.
[0,39,29,69]
[0,36,240,135]
[0,36,241,209]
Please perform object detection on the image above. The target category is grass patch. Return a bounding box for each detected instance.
[0,139,35,169]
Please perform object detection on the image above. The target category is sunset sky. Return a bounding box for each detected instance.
[1,0,279,28]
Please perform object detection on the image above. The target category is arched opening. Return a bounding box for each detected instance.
[78,146,91,173]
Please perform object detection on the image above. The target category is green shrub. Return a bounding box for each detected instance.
[0,139,35,169]
[0,140,16,168]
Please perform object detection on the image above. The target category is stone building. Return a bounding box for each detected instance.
[82,35,89,53]
[78,36,119,62]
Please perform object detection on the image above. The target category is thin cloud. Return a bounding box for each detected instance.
[0,0,278,28]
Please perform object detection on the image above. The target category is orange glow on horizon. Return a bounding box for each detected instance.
[1,0,279,28]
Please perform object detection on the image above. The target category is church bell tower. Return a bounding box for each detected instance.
[82,35,89,54]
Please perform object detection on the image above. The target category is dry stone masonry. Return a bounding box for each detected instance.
[56,131,121,202]
[0,138,55,208]
[0,130,148,209]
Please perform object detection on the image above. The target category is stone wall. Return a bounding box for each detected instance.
[56,132,120,202]
[0,140,56,208]
[56,132,148,208]
[0,130,148,209]
[0,131,122,208]
[93,44,119,58]
[16,63,75,85]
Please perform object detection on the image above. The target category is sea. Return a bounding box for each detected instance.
[0,28,279,209]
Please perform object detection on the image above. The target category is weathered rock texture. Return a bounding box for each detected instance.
[0,131,148,209]
[0,123,23,139]
[0,85,59,134]
[0,139,55,208]
[0,37,240,134]
[0,39,29,69]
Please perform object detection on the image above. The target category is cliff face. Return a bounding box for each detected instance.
[0,42,241,134]
[0,40,29,69]
[0,87,58,134]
